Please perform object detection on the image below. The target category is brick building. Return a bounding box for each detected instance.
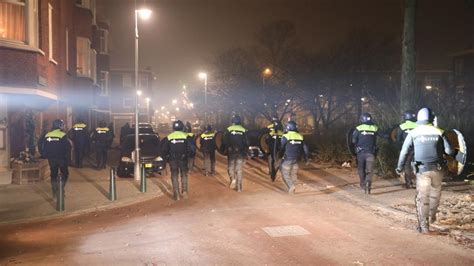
[109,68,154,135]
[0,0,110,184]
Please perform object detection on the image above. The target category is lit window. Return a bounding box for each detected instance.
[48,3,56,62]
[76,37,91,77]
[0,0,26,42]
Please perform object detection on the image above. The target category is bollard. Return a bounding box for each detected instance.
[140,163,147,193]
[109,167,117,201]
[56,175,65,212]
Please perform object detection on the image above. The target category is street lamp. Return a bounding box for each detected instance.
[198,72,208,105]
[133,7,152,181]
[262,68,272,89]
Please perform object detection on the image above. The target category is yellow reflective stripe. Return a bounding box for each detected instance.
[400,121,417,131]
[46,129,66,138]
[73,123,87,128]
[227,125,247,132]
[201,132,215,138]
[96,127,110,131]
[356,124,378,132]
[168,131,188,140]
[283,131,303,141]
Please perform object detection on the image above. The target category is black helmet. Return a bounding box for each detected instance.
[205,124,212,131]
[52,119,64,130]
[417,107,435,123]
[172,120,184,131]
[403,111,416,122]
[99,120,107,127]
[231,115,242,125]
[360,113,373,124]
[286,121,297,131]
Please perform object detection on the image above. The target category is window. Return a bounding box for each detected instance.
[0,0,25,42]
[0,0,39,50]
[122,74,132,88]
[76,37,91,77]
[65,28,69,72]
[98,29,108,54]
[123,97,133,108]
[76,0,91,9]
[99,71,109,95]
[48,3,56,63]
[139,75,148,89]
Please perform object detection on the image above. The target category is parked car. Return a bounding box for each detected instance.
[117,133,165,177]
[130,123,156,134]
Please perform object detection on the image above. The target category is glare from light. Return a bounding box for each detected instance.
[183,85,187,90]
[146,97,150,102]
[263,68,272,76]
[176,107,180,112]
[161,106,165,110]
[166,111,170,114]
[190,103,194,108]
[198,72,207,79]
[136,8,152,20]
[172,99,177,105]
[286,99,291,103]
[425,85,432,90]
[136,90,142,96]
[361,97,366,102]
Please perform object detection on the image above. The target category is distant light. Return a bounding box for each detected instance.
[154,110,158,113]
[286,99,291,103]
[263,68,272,76]
[183,85,187,90]
[176,107,180,112]
[161,106,165,110]
[361,97,366,102]
[137,90,142,96]
[172,99,177,105]
[319,94,323,98]
[166,111,170,115]
[349,84,353,87]
[136,8,152,20]
[263,103,267,106]
[198,72,207,79]
[190,103,194,108]
[146,97,150,102]
[425,85,432,90]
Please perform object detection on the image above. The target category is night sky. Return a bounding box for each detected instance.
[97,0,472,104]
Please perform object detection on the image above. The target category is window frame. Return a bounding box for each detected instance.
[0,0,40,52]
[76,36,92,78]
[47,2,57,64]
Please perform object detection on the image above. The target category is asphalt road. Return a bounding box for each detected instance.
[0,155,473,265]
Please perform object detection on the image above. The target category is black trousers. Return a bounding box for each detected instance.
[74,142,87,167]
[169,159,189,193]
[203,150,216,174]
[357,152,375,187]
[95,143,108,169]
[48,159,69,196]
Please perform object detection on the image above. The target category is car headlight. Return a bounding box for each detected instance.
[121,156,133,162]
[154,156,164,162]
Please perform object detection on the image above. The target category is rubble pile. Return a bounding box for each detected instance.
[437,194,474,231]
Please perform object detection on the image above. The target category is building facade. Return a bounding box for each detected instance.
[0,0,110,184]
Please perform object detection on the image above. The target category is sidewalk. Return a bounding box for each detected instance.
[0,162,170,225]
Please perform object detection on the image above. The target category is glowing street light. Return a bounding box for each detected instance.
[425,85,432,90]
[262,67,272,89]
[161,105,165,110]
[172,99,177,105]
[136,90,142,96]
[176,107,180,112]
[136,8,152,20]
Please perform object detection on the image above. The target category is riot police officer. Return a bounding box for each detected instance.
[68,117,89,168]
[280,121,309,193]
[266,117,284,181]
[162,120,195,200]
[351,112,384,194]
[200,125,216,176]
[396,107,453,233]
[40,119,71,198]
[397,111,417,188]
[91,120,113,169]
[222,115,248,192]
[184,121,196,173]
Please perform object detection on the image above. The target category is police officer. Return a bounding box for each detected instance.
[91,120,113,169]
[222,115,248,192]
[40,119,71,198]
[280,121,309,193]
[184,121,196,173]
[351,112,384,194]
[266,117,284,180]
[200,125,216,176]
[397,111,417,188]
[162,120,195,200]
[68,117,89,168]
[396,107,453,233]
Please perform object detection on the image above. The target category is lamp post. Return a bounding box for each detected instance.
[133,8,152,181]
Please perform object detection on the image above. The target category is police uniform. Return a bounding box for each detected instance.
[397,108,453,233]
[397,119,417,188]
[41,128,71,197]
[68,122,89,168]
[351,122,381,194]
[222,123,248,192]
[91,126,113,169]
[280,128,309,193]
[186,131,196,172]
[200,130,216,175]
[162,130,195,200]
[266,122,283,179]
